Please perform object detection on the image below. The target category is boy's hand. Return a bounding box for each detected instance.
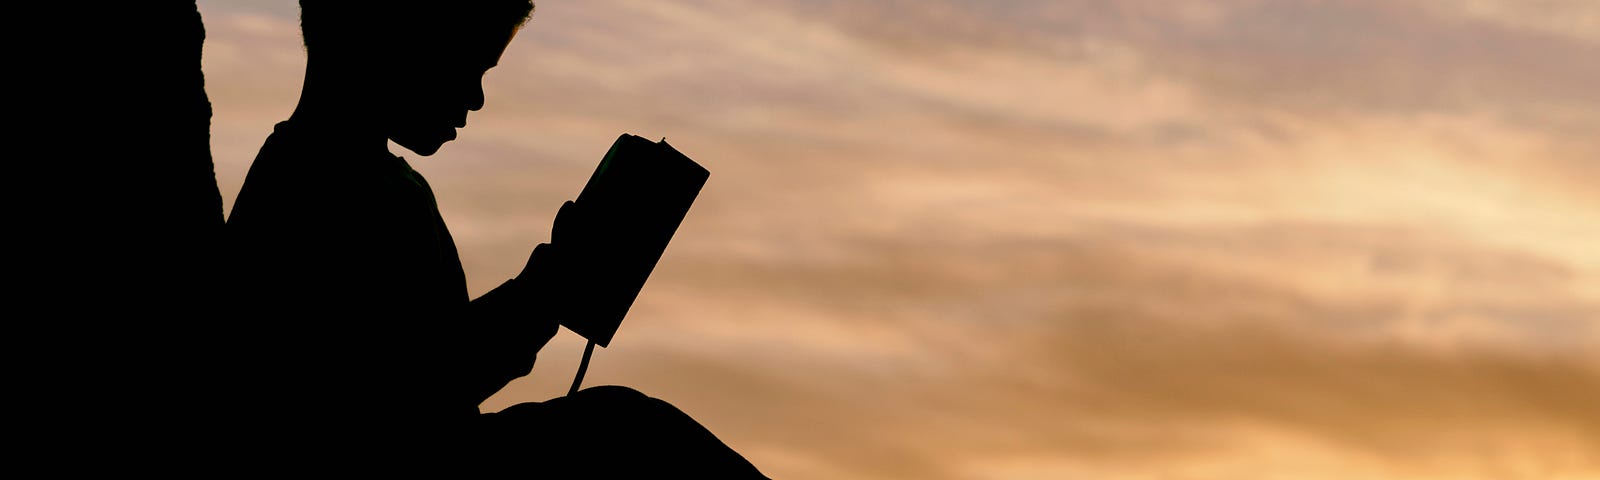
[516,200,595,321]
[550,199,595,250]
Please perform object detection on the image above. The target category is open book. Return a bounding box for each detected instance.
[560,133,709,347]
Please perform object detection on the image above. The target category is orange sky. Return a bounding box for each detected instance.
[197,1,1599,478]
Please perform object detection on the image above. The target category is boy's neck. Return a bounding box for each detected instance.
[286,59,391,154]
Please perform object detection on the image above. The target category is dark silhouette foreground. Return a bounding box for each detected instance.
[21,2,224,471]
[223,0,764,476]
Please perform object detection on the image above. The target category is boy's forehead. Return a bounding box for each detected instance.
[399,25,516,65]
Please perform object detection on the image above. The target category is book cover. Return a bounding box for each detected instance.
[560,133,709,347]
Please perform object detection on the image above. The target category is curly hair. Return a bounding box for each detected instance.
[298,0,534,56]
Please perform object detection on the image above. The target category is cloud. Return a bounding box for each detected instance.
[1431,0,1600,44]
[500,278,1599,479]
[474,212,1598,477]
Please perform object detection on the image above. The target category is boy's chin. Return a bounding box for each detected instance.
[392,136,447,157]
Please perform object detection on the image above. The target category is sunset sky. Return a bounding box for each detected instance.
[195,1,1598,478]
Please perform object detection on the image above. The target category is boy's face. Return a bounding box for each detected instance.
[382,28,517,156]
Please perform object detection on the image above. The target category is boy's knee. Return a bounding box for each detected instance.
[574,385,683,422]
[573,385,653,409]
[576,385,646,399]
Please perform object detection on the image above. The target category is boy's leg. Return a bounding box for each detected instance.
[474,385,766,478]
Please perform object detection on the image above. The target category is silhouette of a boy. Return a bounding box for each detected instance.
[225,1,763,476]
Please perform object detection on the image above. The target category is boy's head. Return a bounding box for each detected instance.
[299,0,534,156]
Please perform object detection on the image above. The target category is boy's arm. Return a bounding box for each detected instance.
[456,200,588,406]
[457,243,565,407]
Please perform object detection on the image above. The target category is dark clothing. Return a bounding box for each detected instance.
[224,122,764,477]
[226,122,542,459]
[479,386,768,478]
